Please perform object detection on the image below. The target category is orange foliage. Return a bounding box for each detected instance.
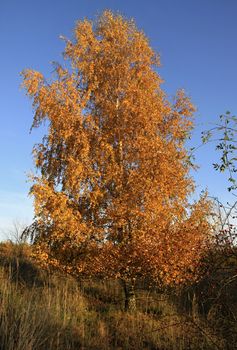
[22,11,211,286]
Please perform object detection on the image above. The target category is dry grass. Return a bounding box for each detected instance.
[0,242,234,349]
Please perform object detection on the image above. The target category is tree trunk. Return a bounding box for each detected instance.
[123,279,136,312]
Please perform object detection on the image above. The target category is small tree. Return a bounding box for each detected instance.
[22,11,211,310]
[201,112,237,243]
[200,112,237,279]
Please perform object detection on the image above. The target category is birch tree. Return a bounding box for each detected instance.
[22,11,211,310]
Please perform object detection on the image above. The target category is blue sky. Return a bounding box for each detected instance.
[0,0,237,237]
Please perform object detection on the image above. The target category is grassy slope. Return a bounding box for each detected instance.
[0,242,235,350]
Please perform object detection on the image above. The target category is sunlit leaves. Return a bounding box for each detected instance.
[22,11,211,286]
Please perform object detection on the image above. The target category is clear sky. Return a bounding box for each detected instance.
[0,0,237,238]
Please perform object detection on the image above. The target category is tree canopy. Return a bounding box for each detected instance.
[22,11,211,289]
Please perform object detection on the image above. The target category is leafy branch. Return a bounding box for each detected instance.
[201,111,237,193]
